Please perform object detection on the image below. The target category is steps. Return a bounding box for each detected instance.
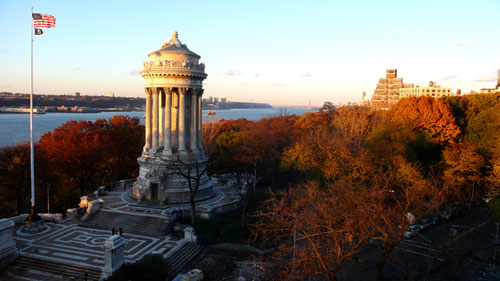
[79,211,167,237]
[15,255,101,281]
[166,242,202,279]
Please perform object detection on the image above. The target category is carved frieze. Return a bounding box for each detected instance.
[142,60,205,72]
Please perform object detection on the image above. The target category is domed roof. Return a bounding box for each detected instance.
[148,31,200,58]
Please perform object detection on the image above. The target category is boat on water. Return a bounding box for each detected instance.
[207,111,216,115]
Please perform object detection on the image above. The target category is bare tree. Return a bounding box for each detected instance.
[170,154,209,225]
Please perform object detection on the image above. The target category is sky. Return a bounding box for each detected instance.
[0,0,499,106]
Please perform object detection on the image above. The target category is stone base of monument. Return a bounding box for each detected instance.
[123,184,241,221]
[20,218,46,234]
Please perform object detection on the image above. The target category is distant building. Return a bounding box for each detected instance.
[480,70,500,94]
[371,69,408,110]
[214,97,219,103]
[74,92,80,97]
[360,91,371,107]
[400,81,452,98]
[105,93,115,97]
[221,98,227,103]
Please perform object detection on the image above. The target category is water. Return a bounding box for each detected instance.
[0,108,313,147]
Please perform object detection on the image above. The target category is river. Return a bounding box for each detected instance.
[0,107,313,147]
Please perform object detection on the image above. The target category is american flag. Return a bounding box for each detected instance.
[32,13,55,28]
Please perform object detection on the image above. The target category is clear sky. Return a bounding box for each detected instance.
[1,0,499,106]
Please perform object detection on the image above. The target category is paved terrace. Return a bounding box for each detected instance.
[4,179,241,279]
[16,224,180,270]
[96,180,242,219]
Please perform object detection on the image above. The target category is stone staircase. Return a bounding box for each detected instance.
[79,210,167,237]
[15,255,101,281]
[166,242,202,279]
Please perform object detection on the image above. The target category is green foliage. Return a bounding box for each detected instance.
[441,95,469,131]
[405,132,442,175]
[195,217,247,244]
[489,199,500,223]
[465,104,500,157]
[105,254,168,281]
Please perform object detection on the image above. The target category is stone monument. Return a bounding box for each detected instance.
[133,31,213,204]
[0,219,17,267]
[101,234,126,279]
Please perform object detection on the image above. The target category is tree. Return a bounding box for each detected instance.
[169,155,209,225]
[101,115,144,181]
[252,168,445,281]
[39,120,108,196]
[390,97,461,144]
[0,144,30,216]
[465,104,500,157]
[39,116,143,197]
[252,182,372,281]
[282,108,376,182]
[442,141,485,201]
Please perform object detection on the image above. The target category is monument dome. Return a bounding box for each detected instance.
[133,31,213,204]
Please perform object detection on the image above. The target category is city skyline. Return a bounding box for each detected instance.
[1,0,499,106]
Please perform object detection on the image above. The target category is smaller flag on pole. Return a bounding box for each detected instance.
[34,28,43,35]
[32,13,55,28]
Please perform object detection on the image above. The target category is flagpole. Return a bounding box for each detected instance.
[30,6,36,217]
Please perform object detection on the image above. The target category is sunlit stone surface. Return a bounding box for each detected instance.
[133,31,213,204]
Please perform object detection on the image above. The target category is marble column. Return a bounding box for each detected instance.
[163,88,172,154]
[159,89,164,147]
[145,89,152,150]
[152,89,159,150]
[190,90,197,151]
[197,90,203,149]
[178,88,186,152]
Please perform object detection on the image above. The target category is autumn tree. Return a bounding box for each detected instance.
[252,182,373,281]
[442,141,485,201]
[0,144,31,216]
[39,116,143,197]
[39,120,108,196]
[101,115,144,181]
[282,108,376,182]
[390,96,461,144]
[253,164,445,281]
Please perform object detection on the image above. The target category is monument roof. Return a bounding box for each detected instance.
[149,31,201,58]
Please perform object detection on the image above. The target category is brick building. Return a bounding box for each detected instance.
[371,69,413,110]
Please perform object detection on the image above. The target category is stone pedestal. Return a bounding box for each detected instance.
[0,219,17,267]
[79,196,89,208]
[101,234,126,280]
[20,217,45,234]
[184,227,198,243]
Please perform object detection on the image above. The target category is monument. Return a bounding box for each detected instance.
[132,31,214,204]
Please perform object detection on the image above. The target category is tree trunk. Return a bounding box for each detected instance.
[241,205,246,230]
[375,265,383,281]
[16,182,24,215]
[190,194,196,225]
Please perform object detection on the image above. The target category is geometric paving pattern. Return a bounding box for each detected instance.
[16,223,182,270]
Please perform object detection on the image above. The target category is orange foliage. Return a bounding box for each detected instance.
[390,97,461,144]
[39,116,143,196]
[442,141,485,200]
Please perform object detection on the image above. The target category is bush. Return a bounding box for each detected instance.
[105,254,168,281]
